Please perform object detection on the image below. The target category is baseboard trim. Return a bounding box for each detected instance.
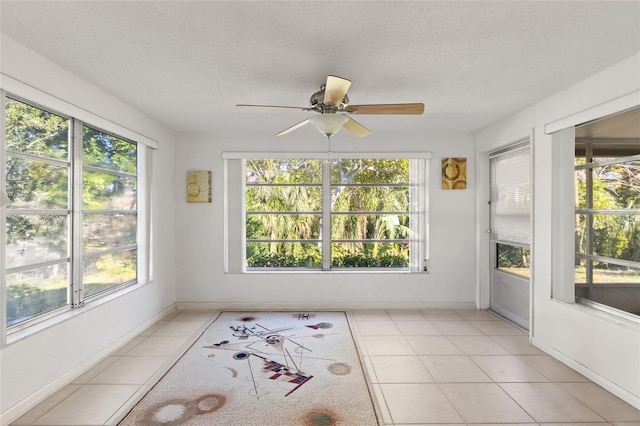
[0,303,177,426]
[531,336,640,410]
[175,301,477,311]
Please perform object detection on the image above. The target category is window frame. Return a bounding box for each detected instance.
[1,85,155,342]
[224,151,431,273]
[548,94,640,323]
[3,95,73,329]
[574,140,640,302]
[77,123,140,304]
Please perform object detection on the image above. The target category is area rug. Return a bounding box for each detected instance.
[119,311,378,425]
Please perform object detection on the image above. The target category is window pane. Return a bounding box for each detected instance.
[244,159,323,269]
[83,213,137,252]
[331,242,409,267]
[6,263,69,326]
[246,159,322,184]
[6,214,68,269]
[490,147,531,246]
[576,259,640,284]
[330,158,411,269]
[593,262,640,284]
[246,214,321,240]
[246,242,321,268]
[246,186,322,212]
[576,214,640,262]
[5,98,69,161]
[496,243,530,278]
[83,170,136,210]
[83,250,137,297]
[577,161,640,210]
[331,214,409,240]
[5,157,68,209]
[331,159,409,184]
[83,126,137,174]
[332,186,409,212]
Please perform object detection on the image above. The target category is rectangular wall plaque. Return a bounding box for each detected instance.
[442,158,467,190]
[186,170,212,203]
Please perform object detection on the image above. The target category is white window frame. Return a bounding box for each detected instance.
[547,90,640,323]
[223,151,431,273]
[1,76,156,344]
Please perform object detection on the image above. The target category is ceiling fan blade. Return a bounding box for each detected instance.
[343,117,371,137]
[345,103,425,115]
[236,104,314,112]
[276,118,311,136]
[323,75,352,106]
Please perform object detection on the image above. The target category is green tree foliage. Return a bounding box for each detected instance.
[245,159,322,263]
[497,244,530,269]
[5,99,69,252]
[5,98,69,159]
[83,126,137,210]
[331,159,409,262]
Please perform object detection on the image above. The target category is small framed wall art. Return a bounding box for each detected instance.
[186,170,212,203]
[442,157,467,190]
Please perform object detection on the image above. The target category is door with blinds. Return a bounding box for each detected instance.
[489,142,531,330]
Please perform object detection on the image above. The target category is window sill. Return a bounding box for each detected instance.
[551,297,640,332]
[236,268,425,274]
[5,281,151,347]
[576,297,640,328]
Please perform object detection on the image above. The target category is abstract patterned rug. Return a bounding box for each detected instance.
[119,311,378,425]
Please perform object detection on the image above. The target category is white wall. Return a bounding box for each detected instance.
[174,127,477,308]
[475,53,640,408]
[0,37,177,422]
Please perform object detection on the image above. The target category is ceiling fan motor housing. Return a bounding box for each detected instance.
[310,87,349,112]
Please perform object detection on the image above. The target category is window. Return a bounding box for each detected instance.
[225,153,429,272]
[245,159,323,268]
[81,125,138,299]
[3,95,145,330]
[574,107,640,316]
[5,97,71,326]
[490,143,531,278]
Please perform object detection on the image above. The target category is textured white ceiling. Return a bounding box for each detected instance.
[1,1,639,135]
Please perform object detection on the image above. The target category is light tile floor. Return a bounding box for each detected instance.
[11,309,640,426]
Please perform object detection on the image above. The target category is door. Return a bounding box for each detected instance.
[489,142,531,330]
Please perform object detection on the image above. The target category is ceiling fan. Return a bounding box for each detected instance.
[236,75,424,139]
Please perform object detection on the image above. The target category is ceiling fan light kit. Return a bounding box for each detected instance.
[237,75,424,140]
[309,114,349,138]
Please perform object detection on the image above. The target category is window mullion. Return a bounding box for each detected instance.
[585,144,593,293]
[1,91,7,341]
[71,119,84,307]
[322,159,331,271]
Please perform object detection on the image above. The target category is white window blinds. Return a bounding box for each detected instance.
[490,143,531,246]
